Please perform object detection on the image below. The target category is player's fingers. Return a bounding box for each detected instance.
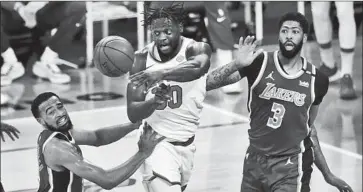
[245,36,253,45]
[1,133,5,142]
[238,36,244,47]
[15,128,21,134]
[156,136,165,143]
[5,131,15,141]
[245,36,254,45]
[12,131,19,139]
[129,71,143,79]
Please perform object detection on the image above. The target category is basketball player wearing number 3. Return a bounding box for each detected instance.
[206,12,353,192]
[127,3,212,192]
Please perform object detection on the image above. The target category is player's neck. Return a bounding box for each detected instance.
[277,51,303,74]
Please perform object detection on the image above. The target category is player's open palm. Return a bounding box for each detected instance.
[138,125,165,157]
[1,122,20,142]
[325,174,353,192]
[235,35,264,69]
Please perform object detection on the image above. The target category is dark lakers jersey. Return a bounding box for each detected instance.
[239,51,329,156]
[37,130,83,192]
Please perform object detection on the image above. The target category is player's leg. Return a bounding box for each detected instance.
[32,2,86,84]
[203,2,242,94]
[178,142,197,192]
[334,1,357,100]
[269,148,314,192]
[240,150,266,192]
[141,141,183,192]
[0,10,25,87]
[311,2,341,82]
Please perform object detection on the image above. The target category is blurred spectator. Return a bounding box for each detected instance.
[311,2,357,100]
[203,2,243,94]
[0,2,86,86]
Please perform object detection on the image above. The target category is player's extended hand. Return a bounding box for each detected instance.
[129,69,164,89]
[325,174,353,192]
[137,124,165,157]
[234,35,264,69]
[151,83,171,105]
[0,122,20,142]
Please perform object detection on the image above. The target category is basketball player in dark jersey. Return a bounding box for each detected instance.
[31,92,164,191]
[206,12,353,192]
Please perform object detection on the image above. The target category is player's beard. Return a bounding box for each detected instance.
[279,39,303,59]
[46,119,73,133]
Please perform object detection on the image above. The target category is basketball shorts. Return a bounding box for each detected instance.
[139,128,196,187]
[0,181,4,192]
[241,147,314,192]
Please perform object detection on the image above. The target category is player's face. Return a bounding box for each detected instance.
[278,20,306,58]
[38,96,72,132]
[150,18,181,55]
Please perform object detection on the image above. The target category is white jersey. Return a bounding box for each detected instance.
[144,37,207,142]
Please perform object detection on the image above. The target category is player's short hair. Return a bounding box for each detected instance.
[278,12,309,34]
[143,2,185,27]
[31,92,60,118]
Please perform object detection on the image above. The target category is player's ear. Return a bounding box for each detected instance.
[37,118,46,126]
[303,33,307,44]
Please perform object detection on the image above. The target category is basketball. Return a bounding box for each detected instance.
[93,36,135,77]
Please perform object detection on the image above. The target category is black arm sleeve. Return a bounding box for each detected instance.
[313,69,329,105]
[238,53,265,88]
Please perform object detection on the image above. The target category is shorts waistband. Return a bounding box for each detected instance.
[145,123,195,147]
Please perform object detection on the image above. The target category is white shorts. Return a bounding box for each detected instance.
[139,132,196,187]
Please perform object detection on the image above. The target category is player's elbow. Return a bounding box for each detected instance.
[127,107,140,123]
[99,183,117,190]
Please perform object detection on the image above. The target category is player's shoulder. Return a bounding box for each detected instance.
[184,37,212,57]
[308,62,329,88]
[309,62,328,81]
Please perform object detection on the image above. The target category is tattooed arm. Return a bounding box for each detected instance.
[206,60,243,91]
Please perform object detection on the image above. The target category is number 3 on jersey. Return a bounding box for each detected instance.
[267,102,286,129]
[156,85,183,110]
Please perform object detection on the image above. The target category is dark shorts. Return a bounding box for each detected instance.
[241,147,314,192]
[0,181,4,192]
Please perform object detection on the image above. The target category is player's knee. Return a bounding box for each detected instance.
[336,6,355,23]
[311,7,329,19]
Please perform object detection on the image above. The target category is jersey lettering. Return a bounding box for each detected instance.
[267,102,286,129]
[259,83,306,106]
[155,85,183,110]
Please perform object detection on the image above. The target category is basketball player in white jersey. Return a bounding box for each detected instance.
[127,3,212,192]
[311,2,357,100]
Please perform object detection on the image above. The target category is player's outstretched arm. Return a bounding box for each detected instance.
[161,41,212,82]
[127,50,171,123]
[309,106,353,192]
[71,121,142,146]
[206,36,263,91]
[45,127,164,190]
[129,41,212,88]
[206,60,242,91]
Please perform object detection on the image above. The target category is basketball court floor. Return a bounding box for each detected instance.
[1,38,362,192]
